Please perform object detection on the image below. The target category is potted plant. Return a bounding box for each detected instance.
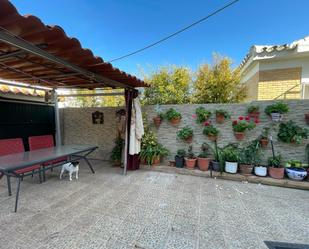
[110,137,124,166]
[232,116,257,140]
[215,109,230,124]
[165,108,182,125]
[259,127,270,148]
[197,143,211,171]
[184,146,197,169]
[203,121,219,141]
[277,121,308,144]
[205,140,223,172]
[238,140,261,175]
[254,165,268,177]
[265,102,289,122]
[153,104,164,128]
[247,105,260,119]
[175,149,186,168]
[268,155,284,179]
[221,144,239,174]
[285,160,308,181]
[195,107,212,124]
[305,113,309,125]
[177,126,194,143]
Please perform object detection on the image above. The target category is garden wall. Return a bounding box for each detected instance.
[143,100,309,164]
[60,100,309,164]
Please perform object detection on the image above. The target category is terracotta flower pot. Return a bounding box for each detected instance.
[170,118,181,125]
[153,116,162,128]
[152,157,161,166]
[305,113,309,125]
[207,134,217,141]
[197,157,210,171]
[185,136,193,143]
[185,158,196,169]
[239,164,254,175]
[268,167,284,179]
[260,138,268,148]
[113,160,121,167]
[216,114,225,124]
[234,132,245,140]
[248,112,260,119]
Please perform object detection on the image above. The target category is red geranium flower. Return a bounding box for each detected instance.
[232,120,238,125]
[204,121,210,126]
[245,116,250,121]
[192,114,197,119]
[239,116,244,120]
[254,119,260,124]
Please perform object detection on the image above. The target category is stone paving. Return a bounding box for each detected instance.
[0,161,309,249]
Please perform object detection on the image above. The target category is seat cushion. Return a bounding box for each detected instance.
[43,156,68,166]
[28,135,54,151]
[15,164,41,174]
[0,138,24,156]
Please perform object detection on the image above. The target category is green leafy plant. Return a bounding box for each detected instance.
[203,122,219,136]
[164,108,182,121]
[186,145,195,159]
[277,121,308,144]
[110,137,124,161]
[221,144,239,162]
[232,116,257,132]
[268,155,282,168]
[177,126,193,140]
[198,143,209,158]
[285,159,302,168]
[247,105,259,113]
[238,140,261,165]
[177,149,186,157]
[195,106,212,123]
[265,102,289,115]
[215,109,230,118]
[260,127,270,139]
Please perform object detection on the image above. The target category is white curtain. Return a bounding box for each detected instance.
[129,97,144,155]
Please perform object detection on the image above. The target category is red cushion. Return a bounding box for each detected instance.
[28,135,54,151]
[15,164,41,174]
[0,138,24,156]
[43,156,67,166]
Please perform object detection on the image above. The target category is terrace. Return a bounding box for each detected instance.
[1,161,309,249]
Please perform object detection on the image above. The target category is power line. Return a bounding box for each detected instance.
[108,0,240,63]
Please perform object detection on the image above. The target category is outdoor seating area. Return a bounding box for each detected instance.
[0,161,309,249]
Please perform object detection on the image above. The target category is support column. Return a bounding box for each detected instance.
[53,90,62,145]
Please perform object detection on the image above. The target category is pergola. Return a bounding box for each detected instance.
[0,0,147,174]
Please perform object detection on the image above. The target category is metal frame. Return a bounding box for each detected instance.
[0,27,129,89]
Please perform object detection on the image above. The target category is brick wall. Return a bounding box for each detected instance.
[60,100,309,164]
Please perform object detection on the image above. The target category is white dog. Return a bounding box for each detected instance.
[60,161,79,181]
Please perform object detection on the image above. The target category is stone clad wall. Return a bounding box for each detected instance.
[60,100,309,164]
[143,100,309,164]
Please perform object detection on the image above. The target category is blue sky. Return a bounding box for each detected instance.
[11,0,309,78]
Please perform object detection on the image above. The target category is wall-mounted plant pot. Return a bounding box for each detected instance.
[260,138,269,148]
[234,132,245,140]
[268,167,284,179]
[185,158,196,169]
[216,114,225,124]
[197,157,210,171]
[211,161,221,172]
[254,166,267,176]
[185,136,193,143]
[225,161,238,174]
[285,167,307,181]
[207,135,217,141]
[153,116,162,128]
[270,113,283,122]
[239,164,253,175]
[175,156,184,168]
[305,113,309,125]
[170,118,181,125]
[248,112,260,119]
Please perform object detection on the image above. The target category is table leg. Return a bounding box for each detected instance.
[14,177,21,212]
[83,157,95,174]
[6,175,12,196]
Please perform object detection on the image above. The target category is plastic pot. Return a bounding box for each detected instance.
[254,166,267,176]
[175,155,184,168]
[211,161,221,172]
[225,161,238,174]
[285,167,307,181]
[271,113,283,122]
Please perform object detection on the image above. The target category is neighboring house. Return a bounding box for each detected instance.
[240,36,309,101]
[0,84,46,102]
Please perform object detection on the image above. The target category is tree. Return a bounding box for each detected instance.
[193,55,246,103]
[141,66,192,105]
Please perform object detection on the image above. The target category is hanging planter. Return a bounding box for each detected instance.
[203,121,219,141]
[194,107,212,124]
[247,105,260,119]
[215,109,230,124]
[164,108,182,126]
[153,115,163,128]
[265,102,289,122]
[234,132,245,140]
[277,121,308,144]
[259,127,270,148]
[232,116,258,141]
[177,126,194,143]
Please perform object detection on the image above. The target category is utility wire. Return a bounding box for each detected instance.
[108,0,240,63]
